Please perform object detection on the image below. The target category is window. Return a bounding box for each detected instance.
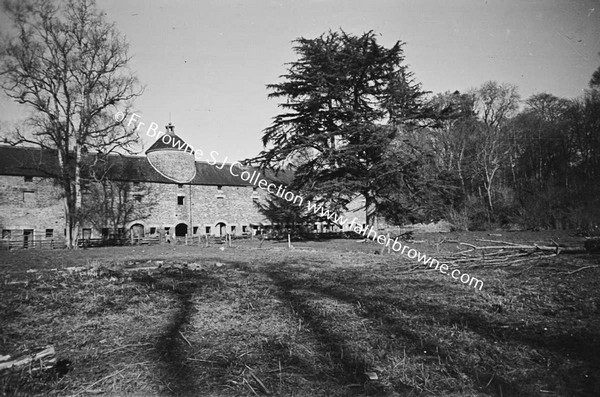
[217,196,224,200]
[253,187,257,191]
[150,227,156,235]
[2,230,10,239]
[231,225,236,234]
[45,229,53,238]
[217,185,222,191]
[164,227,171,235]
[177,196,185,205]
[23,191,35,205]
[193,226,198,234]
[178,184,184,189]
[133,181,140,187]
[24,176,33,182]
[134,194,143,203]
[242,225,248,233]
[205,226,211,234]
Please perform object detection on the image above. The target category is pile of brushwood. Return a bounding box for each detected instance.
[433,237,600,271]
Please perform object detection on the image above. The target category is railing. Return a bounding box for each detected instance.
[0,237,65,250]
[0,231,359,250]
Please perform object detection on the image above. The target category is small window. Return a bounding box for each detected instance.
[2,230,10,239]
[217,196,224,200]
[178,184,184,189]
[205,226,211,234]
[252,186,257,191]
[134,194,143,203]
[133,181,140,187]
[164,227,171,235]
[177,196,185,205]
[23,191,35,204]
[45,229,53,238]
[150,227,156,234]
[24,176,33,182]
[193,226,198,234]
[231,225,236,234]
[217,185,222,191]
[242,225,248,233]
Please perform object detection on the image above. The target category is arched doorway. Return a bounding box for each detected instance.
[175,223,188,237]
[130,223,144,238]
[215,222,226,237]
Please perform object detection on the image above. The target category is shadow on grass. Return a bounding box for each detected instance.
[132,269,211,395]
[264,265,530,397]
[265,268,417,396]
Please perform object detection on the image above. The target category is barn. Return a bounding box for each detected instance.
[0,124,366,248]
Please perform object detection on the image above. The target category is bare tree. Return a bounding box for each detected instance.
[472,81,520,216]
[0,0,142,248]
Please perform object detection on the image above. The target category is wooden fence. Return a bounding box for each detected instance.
[0,230,355,250]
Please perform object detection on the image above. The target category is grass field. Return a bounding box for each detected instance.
[1,231,599,396]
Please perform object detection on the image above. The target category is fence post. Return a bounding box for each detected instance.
[185,233,188,245]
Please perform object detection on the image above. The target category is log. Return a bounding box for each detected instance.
[0,345,56,373]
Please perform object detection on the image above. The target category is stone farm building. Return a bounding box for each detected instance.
[0,124,366,248]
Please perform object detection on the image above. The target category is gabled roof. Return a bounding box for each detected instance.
[0,144,291,186]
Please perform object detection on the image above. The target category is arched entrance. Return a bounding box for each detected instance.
[215,222,226,237]
[175,223,188,237]
[130,223,145,238]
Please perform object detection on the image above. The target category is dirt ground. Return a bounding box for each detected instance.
[1,231,599,396]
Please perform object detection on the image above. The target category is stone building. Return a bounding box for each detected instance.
[0,124,366,248]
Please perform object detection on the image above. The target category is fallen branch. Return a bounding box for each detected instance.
[0,345,56,373]
[559,265,600,275]
[250,371,271,395]
[459,242,586,254]
[179,331,192,347]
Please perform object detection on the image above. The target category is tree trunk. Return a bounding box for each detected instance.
[364,193,374,228]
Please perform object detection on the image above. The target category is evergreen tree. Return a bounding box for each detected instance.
[250,30,436,225]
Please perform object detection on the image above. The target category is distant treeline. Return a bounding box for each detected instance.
[249,30,600,231]
[387,82,600,231]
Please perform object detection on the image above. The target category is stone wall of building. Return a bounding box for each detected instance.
[0,175,66,246]
[0,157,367,242]
[134,182,269,237]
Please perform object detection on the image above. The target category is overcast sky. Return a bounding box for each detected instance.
[1,0,599,162]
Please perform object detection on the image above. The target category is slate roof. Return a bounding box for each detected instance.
[0,145,291,186]
[145,132,194,155]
